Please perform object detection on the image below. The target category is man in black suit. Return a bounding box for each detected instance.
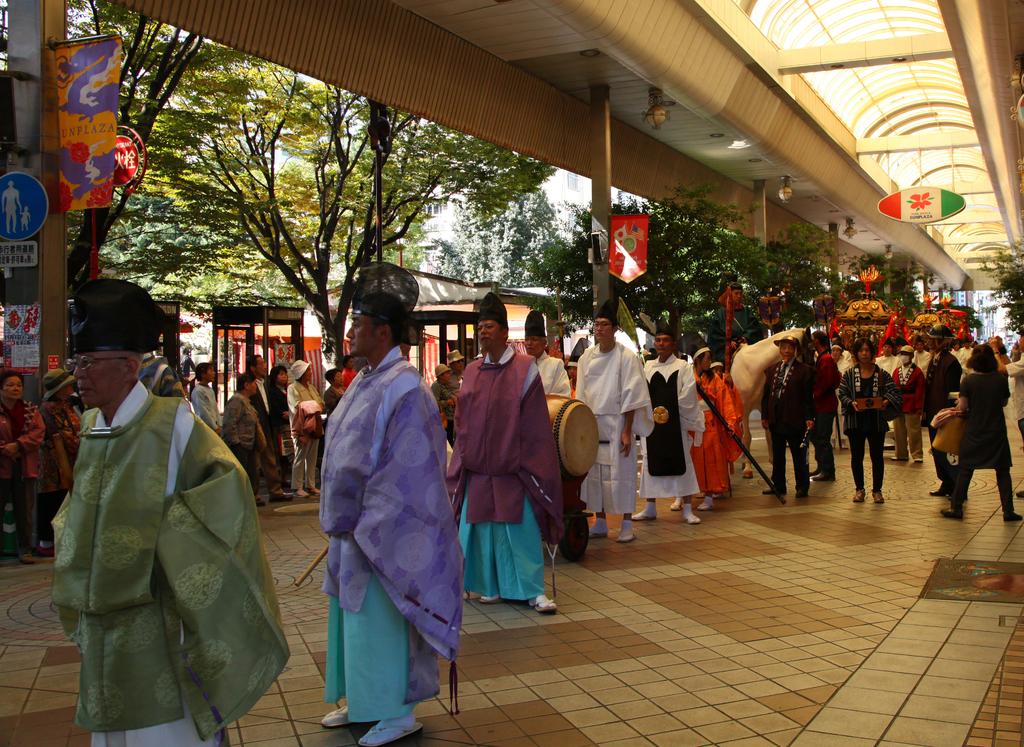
[247,354,290,503]
[760,333,816,497]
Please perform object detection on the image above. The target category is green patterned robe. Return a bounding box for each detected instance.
[51,393,288,739]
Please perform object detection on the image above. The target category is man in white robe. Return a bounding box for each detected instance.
[633,320,705,525]
[524,309,571,397]
[577,300,654,543]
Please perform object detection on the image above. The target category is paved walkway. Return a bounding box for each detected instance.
[2,428,1024,746]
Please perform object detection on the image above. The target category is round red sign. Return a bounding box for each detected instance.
[113,134,140,186]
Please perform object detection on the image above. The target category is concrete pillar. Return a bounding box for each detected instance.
[752,179,767,244]
[590,84,612,309]
[7,0,66,400]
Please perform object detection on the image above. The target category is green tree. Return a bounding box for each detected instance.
[158,60,551,360]
[761,222,839,329]
[529,186,835,336]
[98,195,295,309]
[432,190,562,285]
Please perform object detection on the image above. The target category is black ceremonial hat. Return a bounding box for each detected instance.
[478,292,508,329]
[351,262,419,326]
[69,279,164,354]
[654,319,674,338]
[524,309,546,338]
[595,298,618,325]
[569,338,588,363]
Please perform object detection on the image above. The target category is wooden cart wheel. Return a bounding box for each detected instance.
[559,513,590,562]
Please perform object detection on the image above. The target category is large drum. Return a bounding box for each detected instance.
[545,396,598,478]
[546,395,597,562]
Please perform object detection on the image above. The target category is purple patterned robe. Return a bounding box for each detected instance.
[320,347,463,704]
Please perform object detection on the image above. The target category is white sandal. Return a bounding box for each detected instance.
[478,594,501,604]
[530,594,558,614]
[358,717,423,746]
[321,706,350,728]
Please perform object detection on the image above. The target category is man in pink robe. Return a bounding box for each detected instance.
[447,293,563,614]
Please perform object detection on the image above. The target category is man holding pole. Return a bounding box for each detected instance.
[319,263,462,746]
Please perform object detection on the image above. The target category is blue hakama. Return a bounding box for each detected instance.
[324,574,416,722]
[459,497,544,601]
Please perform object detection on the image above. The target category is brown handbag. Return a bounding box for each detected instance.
[932,417,966,455]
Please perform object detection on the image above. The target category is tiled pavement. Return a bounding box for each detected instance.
[3,428,1024,746]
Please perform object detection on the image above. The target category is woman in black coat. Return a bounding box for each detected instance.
[942,345,1021,521]
[267,364,293,476]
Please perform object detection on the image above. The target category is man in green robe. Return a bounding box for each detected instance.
[51,279,288,746]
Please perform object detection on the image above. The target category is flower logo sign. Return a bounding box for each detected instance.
[877,187,965,224]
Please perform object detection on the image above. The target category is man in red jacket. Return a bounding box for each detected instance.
[809,331,840,482]
[892,344,925,462]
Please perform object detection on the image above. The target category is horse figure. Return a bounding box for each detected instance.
[730,327,814,477]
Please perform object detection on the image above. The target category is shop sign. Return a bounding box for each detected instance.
[877,187,965,224]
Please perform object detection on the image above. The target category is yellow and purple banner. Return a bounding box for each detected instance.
[55,36,122,212]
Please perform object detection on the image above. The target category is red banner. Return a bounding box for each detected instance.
[609,214,648,283]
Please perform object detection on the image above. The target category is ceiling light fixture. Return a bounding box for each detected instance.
[778,175,793,203]
[579,48,600,57]
[748,157,762,163]
[728,139,749,149]
[709,133,725,138]
[643,87,670,130]
[843,217,857,239]
[884,244,893,259]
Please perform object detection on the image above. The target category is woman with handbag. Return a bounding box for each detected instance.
[941,345,1020,521]
[36,369,80,558]
[837,338,901,504]
[288,359,324,498]
[267,364,293,480]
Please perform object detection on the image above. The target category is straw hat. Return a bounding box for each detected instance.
[42,369,75,401]
[435,364,451,378]
[289,360,310,380]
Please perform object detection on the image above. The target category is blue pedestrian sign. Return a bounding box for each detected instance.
[0,172,48,241]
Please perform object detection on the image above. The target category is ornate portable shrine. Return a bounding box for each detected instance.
[833,266,893,345]
[909,293,965,336]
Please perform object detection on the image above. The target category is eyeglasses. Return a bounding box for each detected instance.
[66,355,132,372]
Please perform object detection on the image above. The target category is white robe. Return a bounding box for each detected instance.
[876,354,899,375]
[639,356,703,499]
[536,352,571,397]
[914,350,932,371]
[576,343,654,514]
[91,383,216,747]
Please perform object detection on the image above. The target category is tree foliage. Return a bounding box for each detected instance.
[528,186,836,336]
[985,250,1024,333]
[152,60,551,360]
[432,190,562,285]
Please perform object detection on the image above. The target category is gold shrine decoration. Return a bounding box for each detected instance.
[856,265,882,295]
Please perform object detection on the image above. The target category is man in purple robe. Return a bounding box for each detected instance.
[448,292,563,614]
[319,263,462,747]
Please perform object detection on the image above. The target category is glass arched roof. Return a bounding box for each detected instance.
[740,0,1004,258]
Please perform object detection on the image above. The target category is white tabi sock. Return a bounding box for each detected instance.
[698,495,714,510]
[590,517,608,536]
[632,501,657,520]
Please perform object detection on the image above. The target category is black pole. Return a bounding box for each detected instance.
[695,380,785,505]
[367,101,391,264]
